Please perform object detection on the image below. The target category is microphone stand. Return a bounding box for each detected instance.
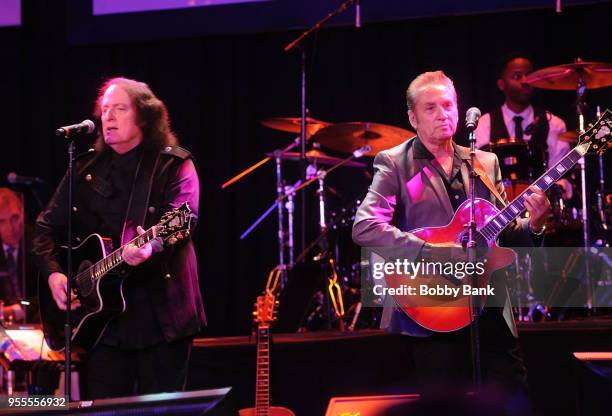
[284,0,361,254]
[467,127,482,391]
[55,125,93,401]
[64,137,75,401]
[574,70,593,310]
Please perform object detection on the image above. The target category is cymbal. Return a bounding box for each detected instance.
[558,130,579,143]
[265,149,366,168]
[261,117,332,136]
[313,122,414,157]
[525,61,612,90]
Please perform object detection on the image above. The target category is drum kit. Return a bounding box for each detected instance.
[223,59,612,329]
[223,114,414,330]
[512,59,612,321]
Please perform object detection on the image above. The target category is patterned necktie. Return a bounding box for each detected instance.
[5,246,15,273]
[4,245,21,302]
[513,115,524,140]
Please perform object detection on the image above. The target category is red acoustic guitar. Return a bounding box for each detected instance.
[385,109,611,332]
[239,292,295,416]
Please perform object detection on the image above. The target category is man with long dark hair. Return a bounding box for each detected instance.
[33,77,205,398]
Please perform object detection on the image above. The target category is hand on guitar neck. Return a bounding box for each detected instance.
[122,226,153,266]
[523,186,551,232]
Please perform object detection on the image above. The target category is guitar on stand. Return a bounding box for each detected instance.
[239,286,295,416]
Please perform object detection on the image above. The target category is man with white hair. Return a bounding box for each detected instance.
[353,70,550,402]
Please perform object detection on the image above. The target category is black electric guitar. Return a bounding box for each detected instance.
[39,202,195,352]
[239,292,295,416]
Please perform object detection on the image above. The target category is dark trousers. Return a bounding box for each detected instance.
[402,309,530,413]
[85,337,192,399]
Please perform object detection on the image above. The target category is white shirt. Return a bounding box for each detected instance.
[474,103,569,166]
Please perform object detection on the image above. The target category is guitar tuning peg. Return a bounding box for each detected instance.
[168,237,177,245]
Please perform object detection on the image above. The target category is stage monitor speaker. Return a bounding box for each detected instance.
[574,352,612,416]
[325,393,420,416]
[0,387,231,415]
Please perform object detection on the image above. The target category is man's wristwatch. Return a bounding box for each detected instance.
[529,222,546,236]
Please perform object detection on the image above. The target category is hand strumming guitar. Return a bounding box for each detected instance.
[48,272,81,311]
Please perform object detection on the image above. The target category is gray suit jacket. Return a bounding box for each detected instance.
[352,136,532,337]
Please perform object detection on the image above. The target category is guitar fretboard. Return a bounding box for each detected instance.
[255,325,270,415]
[478,144,587,241]
[75,227,158,285]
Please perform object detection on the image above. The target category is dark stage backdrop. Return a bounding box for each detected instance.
[0,1,610,336]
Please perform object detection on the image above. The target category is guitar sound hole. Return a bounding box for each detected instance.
[76,261,95,298]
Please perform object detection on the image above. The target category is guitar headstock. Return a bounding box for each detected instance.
[253,291,277,325]
[156,202,195,247]
[578,109,611,156]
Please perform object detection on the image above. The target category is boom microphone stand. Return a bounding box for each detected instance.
[284,0,362,254]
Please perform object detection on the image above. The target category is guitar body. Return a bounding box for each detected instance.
[39,233,127,352]
[39,202,195,352]
[239,407,296,416]
[387,198,516,332]
[390,110,612,331]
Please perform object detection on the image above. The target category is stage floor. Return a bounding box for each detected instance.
[189,319,612,415]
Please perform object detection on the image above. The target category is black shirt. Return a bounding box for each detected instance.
[413,137,467,211]
[97,144,164,349]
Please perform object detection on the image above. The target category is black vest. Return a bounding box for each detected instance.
[490,106,549,177]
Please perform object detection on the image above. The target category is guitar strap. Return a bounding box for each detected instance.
[466,157,507,208]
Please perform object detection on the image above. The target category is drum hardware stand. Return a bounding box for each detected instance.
[274,151,287,283]
[221,134,306,190]
[595,106,609,237]
[240,177,302,286]
[284,183,297,267]
[573,64,594,310]
[281,146,370,330]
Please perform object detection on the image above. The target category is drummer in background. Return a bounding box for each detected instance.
[475,53,573,199]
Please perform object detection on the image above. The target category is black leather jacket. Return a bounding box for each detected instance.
[33,145,206,342]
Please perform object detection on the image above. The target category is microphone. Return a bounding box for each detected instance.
[7,172,46,186]
[55,119,95,137]
[355,0,361,28]
[465,107,481,131]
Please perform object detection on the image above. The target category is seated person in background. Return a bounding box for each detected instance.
[0,187,36,323]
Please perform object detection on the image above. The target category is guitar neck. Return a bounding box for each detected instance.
[480,143,589,241]
[255,324,270,414]
[79,227,158,282]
